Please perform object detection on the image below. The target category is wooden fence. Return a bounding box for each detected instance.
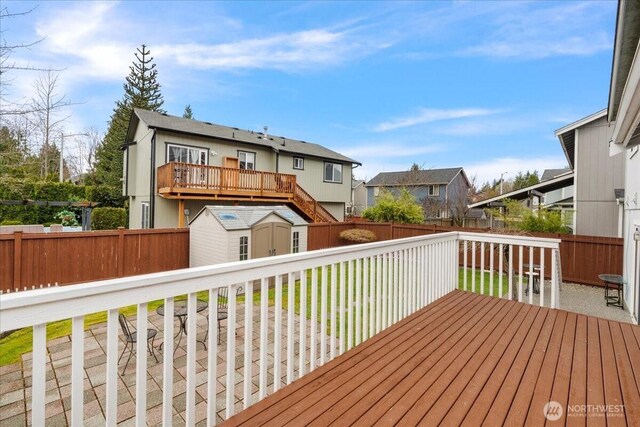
[308,222,623,287]
[0,228,190,293]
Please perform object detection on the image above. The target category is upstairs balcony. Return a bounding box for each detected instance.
[1,232,637,425]
[157,162,337,223]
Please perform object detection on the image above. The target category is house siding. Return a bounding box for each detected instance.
[125,119,352,227]
[622,146,640,319]
[575,116,624,237]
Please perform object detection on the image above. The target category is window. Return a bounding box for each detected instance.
[427,185,440,196]
[293,157,304,170]
[167,144,207,165]
[293,231,300,253]
[141,202,150,229]
[238,151,255,170]
[324,162,343,183]
[373,187,380,197]
[239,236,248,261]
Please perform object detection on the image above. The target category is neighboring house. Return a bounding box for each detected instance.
[540,168,574,225]
[349,179,367,216]
[365,168,470,219]
[122,109,360,228]
[189,205,307,267]
[607,0,640,322]
[470,111,624,237]
[555,110,625,237]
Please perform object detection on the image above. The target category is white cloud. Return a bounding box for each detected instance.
[340,143,446,159]
[464,156,569,186]
[374,108,501,132]
[156,29,390,71]
[460,2,613,59]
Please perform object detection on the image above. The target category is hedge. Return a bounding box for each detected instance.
[91,207,128,230]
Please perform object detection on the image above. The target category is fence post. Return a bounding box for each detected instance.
[117,227,125,277]
[13,231,22,290]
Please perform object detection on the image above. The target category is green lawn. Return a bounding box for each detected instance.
[0,264,516,366]
[458,267,510,297]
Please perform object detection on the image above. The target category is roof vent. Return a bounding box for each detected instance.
[263,126,269,140]
[204,121,213,125]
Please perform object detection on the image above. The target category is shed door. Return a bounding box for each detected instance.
[251,222,291,259]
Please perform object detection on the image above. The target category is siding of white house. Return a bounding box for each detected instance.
[623,147,640,320]
[574,116,625,237]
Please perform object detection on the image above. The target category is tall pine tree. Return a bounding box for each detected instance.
[93,44,164,202]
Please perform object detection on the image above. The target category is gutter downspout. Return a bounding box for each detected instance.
[149,130,156,228]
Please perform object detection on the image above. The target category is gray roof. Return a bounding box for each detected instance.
[541,168,571,181]
[128,109,359,165]
[365,168,464,187]
[352,179,365,189]
[191,205,308,230]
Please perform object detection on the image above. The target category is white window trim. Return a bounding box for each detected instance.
[324,162,343,183]
[166,143,208,165]
[427,185,440,197]
[238,151,256,170]
[293,157,304,170]
[141,202,150,229]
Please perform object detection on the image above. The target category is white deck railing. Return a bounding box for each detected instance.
[0,231,560,425]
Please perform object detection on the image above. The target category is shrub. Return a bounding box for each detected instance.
[91,207,127,230]
[339,228,377,244]
[54,209,79,226]
[362,188,424,224]
[0,220,23,225]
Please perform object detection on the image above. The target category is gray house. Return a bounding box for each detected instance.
[349,179,367,216]
[365,168,470,219]
[122,109,360,229]
[555,109,625,237]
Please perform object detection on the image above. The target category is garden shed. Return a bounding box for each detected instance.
[189,205,308,267]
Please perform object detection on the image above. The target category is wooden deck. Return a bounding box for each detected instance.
[223,290,640,426]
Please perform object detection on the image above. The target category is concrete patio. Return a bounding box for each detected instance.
[0,303,330,426]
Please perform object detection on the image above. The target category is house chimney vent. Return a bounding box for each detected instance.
[263,126,269,140]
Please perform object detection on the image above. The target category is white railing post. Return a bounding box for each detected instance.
[31,323,46,426]
[106,309,119,427]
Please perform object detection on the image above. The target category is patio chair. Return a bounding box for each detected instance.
[203,287,231,348]
[118,314,159,374]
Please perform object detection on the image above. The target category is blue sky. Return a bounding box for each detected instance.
[3,1,616,184]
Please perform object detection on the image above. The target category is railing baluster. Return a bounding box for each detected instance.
[347,260,354,350]
[393,250,399,324]
[106,309,118,427]
[186,294,197,425]
[508,244,513,300]
[330,264,337,360]
[310,267,318,370]
[551,249,558,309]
[226,285,238,417]
[471,242,476,293]
[463,240,468,291]
[540,248,545,307]
[244,282,253,407]
[355,258,362,346]
[339,262,346,355]
[518,246,524,302]
[480,242,485,295]
[32,323,46,426]
[528,246,534,305]
[376,254,382,334]
[498,244,504,299]
[163,297,175,426]
[320,266,328,365]
[274,275,283,392]
[259,278,268,399]
[489,243,494,297]
[299,269,307,375]
[362,257,369,341]
[369,256,375,338]
[135,303,148,425]
[287,274,295,384]
[207,290,218,423]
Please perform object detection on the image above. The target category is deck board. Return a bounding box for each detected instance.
[222,290,640,426]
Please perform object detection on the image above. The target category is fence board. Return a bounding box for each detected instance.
[307,221,623,287]
[0,228,189,292]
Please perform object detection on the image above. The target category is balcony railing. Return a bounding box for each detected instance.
[156,162,337,222]
[0,232,560,425]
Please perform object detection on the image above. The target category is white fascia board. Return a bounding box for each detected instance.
[554,109,608,137]
[610,42,640,150]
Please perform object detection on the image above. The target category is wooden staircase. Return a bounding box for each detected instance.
[157,162,338,223]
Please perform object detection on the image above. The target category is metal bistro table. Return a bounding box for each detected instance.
[599,274,625,310]
[156,299,208,351]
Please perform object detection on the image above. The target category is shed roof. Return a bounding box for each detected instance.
[191,205,308,230]
[126,109,360,165]
[365,167,465,187]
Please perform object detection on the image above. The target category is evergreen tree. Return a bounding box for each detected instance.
[93,44,164,197]
[183,104,193,119]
